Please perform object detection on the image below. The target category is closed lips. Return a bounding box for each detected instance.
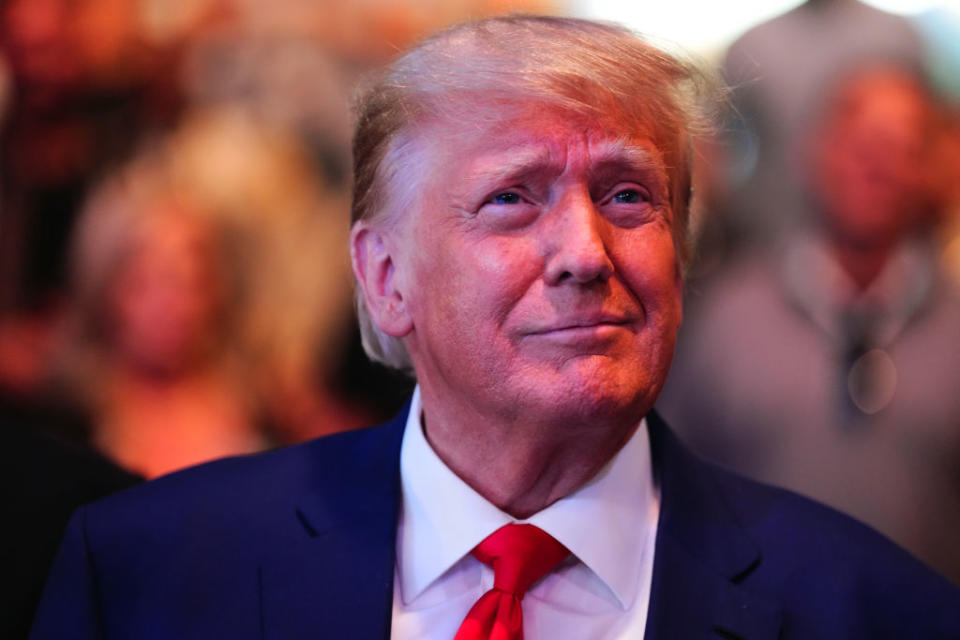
[527,315,633,334]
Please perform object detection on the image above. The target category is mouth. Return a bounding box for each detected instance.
[525,314,634,339]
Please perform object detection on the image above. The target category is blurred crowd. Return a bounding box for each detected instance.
[2,0,960,633]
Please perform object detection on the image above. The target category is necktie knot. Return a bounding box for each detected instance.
[454,524,569,640]
[472,523,569,598]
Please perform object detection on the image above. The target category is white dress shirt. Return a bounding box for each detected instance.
[391,387,660,639]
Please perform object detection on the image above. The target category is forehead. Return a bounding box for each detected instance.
[832,72,929,127]
[414,103,668,179]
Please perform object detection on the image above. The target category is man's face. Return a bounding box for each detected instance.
[813,71,929,248]
[393,105,683,426]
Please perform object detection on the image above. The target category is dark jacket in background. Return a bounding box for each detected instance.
[2,419,140,638]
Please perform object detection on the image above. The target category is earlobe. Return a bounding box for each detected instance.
[350,223,414,337]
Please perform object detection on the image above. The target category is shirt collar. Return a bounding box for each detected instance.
[780,232,936,344]
[397,385,659,610]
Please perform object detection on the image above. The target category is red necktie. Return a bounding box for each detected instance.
[453,523,570,640]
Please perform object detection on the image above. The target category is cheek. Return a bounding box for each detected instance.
[474,235,541,291]
[618,227,682,317]
[475,237,548,335]
[405,226,491,337]
[432,230,539,311]
[404,233,542,386]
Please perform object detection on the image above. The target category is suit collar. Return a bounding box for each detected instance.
[256,404,784,640]
[644,410,783,640]
[259,407,408,640]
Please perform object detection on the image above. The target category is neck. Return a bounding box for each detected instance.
[804,0,839,9]
[418,387,641,519]
[830,237,896,293]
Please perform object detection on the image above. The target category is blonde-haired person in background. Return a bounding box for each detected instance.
[63,141,266,478]
[60,107,362,477]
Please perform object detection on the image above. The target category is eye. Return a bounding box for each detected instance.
[612,188,645,204]
[488,191,522,205]
[478,188,539,230]
[599,183,659,228]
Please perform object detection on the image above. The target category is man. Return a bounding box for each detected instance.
[704,0,923,253]
[31,16,960,639]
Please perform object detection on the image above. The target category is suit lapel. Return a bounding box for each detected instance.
[259,410,408,640]
[644,411,783,640]
[256,405,785,639]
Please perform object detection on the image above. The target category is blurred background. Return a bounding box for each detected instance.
[1,0,960,631]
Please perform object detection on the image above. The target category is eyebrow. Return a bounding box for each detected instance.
[469,138,668,190]
[588,140,669,190]
[470,147,559,186]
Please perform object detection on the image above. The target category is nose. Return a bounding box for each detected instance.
[542,191,614,286]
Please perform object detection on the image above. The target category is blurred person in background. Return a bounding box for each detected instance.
[658,63,960,585]
[62,147,268,478]
[696,0,924,270]
[151,107,372,443]
[59,105,380,476]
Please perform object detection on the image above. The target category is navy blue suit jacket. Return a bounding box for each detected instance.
[30,408,960,639]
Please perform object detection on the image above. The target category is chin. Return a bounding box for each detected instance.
[530,362,659,426]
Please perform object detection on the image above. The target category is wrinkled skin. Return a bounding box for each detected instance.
[353,104,683,514]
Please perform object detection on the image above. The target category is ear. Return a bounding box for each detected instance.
[351,222,414,338]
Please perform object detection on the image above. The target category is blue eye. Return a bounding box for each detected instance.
[613,189,643,204]
[489,192,522,205]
